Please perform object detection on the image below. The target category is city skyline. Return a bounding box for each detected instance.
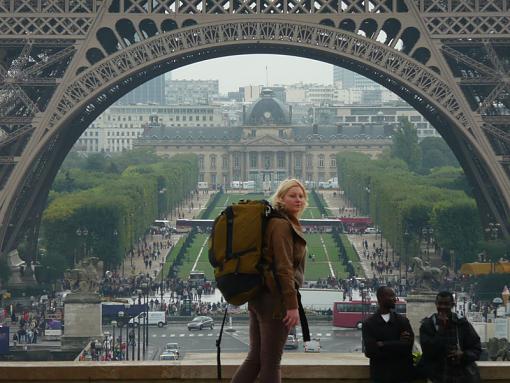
[170,54,334,94]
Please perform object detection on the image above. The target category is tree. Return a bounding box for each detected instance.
[391,118,422,172]
[431,199,482,267]
[85,153,109,172]
[419,137,459,173]
[0,257,11,286]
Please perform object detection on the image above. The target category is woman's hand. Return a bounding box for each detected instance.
[283,308,299,330]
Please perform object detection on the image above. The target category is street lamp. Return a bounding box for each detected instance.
[404,228,409,283]
[103,331,110,360]
[75,227,89,264]
[111,320,117,361]
[160,261,165,310]
[485,222,501,241]
[141,282,149,355]
[118,311,124,360]
[485,222,501,273]
[137,311,144,360]
[124,304,131,361]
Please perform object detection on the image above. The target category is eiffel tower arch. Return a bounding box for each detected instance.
[0,0,509,256]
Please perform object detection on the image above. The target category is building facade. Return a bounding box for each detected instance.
[312,104,440,140]
[165,79,219,105]
[134,89,391,187]
[76,104,225,153]
[117,75,166,105]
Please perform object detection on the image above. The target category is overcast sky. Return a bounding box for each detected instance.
[170,54,333,94]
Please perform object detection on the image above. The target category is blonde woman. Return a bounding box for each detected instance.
[231,179,308,383]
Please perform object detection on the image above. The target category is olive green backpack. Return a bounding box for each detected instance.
[208,199,277,306]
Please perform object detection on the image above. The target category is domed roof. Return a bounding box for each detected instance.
[245,88,290,126]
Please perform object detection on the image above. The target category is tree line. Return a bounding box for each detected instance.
[337,119,509,269]
[36,150,198,283]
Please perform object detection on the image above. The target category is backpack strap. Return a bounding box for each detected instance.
[297,290,310,342]
[216,306,228,381]
[225,206,234,260]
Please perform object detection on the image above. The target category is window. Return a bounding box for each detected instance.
[211,174,216,185]
[306,155,313,169]
[277,152,285,168]
[318,155,325,168]
[199,173,204,182]
[233,153,240,169]
[222,155,228,170]
[330,156,336,168]
[249,152,257,168]
[263,153,272,169]
[295,155,302,169]
[199,155,204,170]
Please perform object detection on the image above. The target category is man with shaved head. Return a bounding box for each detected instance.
[362,286,414,383]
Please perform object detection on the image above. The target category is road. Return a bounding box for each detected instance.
[103,323,364,361]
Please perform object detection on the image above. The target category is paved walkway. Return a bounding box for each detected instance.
[320,190,400,283]
[120,190,214,282]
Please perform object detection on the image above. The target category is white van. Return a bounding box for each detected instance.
[242,181,255,190]
[197,182,208,190]
[129,311,167,328]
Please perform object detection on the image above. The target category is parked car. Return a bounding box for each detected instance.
[304,338,321,353]
[284,334,298,350]
[129,311,166,328]
[160,351,179,360]
[187,316,214,331]
[364,227,379,234]
[164,342,180,358]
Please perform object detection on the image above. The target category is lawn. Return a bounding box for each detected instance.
[177,233,213,280]
[304,233,348,280]
[171,192,360,282]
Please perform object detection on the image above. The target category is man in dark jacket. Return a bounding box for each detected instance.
[362,286,414,383]
[419,291,481,383]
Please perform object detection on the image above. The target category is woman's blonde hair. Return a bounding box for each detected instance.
[271,178,308,216]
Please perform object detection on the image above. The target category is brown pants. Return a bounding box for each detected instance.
[231,292,289,383]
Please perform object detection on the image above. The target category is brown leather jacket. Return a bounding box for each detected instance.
[263,211,307,311]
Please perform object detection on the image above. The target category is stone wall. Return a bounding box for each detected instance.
[0,354,508,382]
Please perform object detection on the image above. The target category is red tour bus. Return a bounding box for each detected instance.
[332,300,406,329]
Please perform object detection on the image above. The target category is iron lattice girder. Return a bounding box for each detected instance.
[0,126,34,148]
[481,124,510,145]
[50,20,471,131]
[441,45,500,78]
[0,156,19,165]
[483,116,510,125]
[476,82,509,114]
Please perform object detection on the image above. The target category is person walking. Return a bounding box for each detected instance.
[419,291,481,383]
[231,179,308,383]
[362,286,414,383]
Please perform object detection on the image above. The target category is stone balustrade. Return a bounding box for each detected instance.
[0,353,509,382]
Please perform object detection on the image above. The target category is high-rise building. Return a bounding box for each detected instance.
[166,79,219,105]
[333,66,381,90]
[118,75,166,105]
[333,67,356,89]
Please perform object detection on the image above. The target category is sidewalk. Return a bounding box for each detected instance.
[320,190,400,283]
[121,190,214,282]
